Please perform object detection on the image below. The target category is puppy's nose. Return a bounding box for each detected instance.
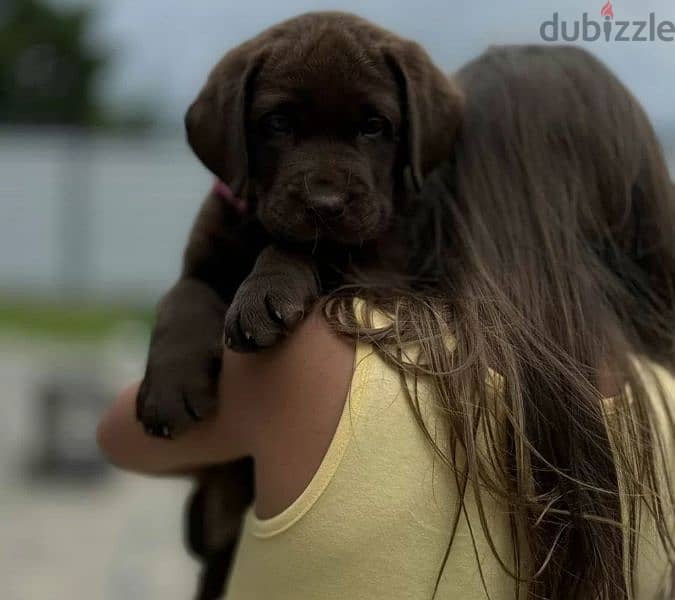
[307,179,346,216]
[310,191,345,215]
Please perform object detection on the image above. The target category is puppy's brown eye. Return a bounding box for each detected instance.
[262,113,293,135]
[359,116,386,138]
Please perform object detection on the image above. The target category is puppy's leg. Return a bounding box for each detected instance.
[137,192,266,437]
[185,459,254,600]
[135,193,263,599]
[136,278,226,436]
[223,245,321,352]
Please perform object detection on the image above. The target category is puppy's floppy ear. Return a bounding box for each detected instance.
[185,42,264,196]
[385,41,463,192]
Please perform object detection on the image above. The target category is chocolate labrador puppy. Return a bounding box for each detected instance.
[135,11,462,597]
[137,11,461,436]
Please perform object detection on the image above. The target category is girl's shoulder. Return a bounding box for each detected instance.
[244,306,356,518]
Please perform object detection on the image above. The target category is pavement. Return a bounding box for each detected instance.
[0,332,199,600]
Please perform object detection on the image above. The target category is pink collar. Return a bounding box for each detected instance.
[211,179,248,215]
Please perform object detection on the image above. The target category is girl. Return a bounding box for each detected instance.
[99,45,674,599]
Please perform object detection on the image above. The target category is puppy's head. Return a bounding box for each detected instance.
[186,12,462,245]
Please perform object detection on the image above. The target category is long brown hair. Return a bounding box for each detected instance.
[325,45,675,599]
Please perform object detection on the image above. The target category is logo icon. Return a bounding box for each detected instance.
[600,1,614,19]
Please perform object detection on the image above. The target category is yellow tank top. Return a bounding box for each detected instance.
[225,318,674,599]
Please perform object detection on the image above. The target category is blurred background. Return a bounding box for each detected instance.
[0,0,673,598]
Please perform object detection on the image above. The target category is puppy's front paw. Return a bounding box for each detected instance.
[224,271,318,352]
[137,353,221,439]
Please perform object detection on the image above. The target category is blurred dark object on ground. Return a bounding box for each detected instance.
[27,373,111,482]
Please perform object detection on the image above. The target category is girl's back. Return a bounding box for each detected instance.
[225,300,674,599]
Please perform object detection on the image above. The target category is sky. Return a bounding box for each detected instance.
[52,0,675,137]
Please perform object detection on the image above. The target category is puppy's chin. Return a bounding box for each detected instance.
[257,196,392,247]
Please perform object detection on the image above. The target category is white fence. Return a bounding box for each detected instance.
[1,128,673,304]
[0,128,212,303]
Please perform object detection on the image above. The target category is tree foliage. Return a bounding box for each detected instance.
[0,0,108,126]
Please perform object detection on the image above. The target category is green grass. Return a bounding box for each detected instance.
[0,297,153,341]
